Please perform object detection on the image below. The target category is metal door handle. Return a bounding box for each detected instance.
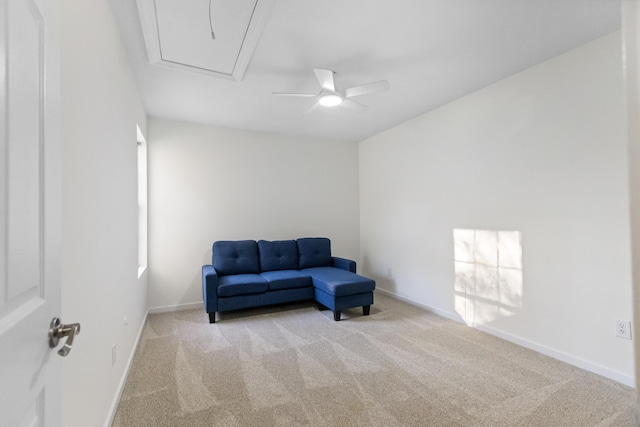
[48,318,81,357]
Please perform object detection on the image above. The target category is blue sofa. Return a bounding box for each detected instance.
[202,237,376,323]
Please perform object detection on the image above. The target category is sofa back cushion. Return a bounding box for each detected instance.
[258,240,298,272]
[297,237,332,269]
[213,240,260,276]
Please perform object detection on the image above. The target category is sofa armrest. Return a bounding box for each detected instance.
[202,265,219,313]
[332,257,356,273]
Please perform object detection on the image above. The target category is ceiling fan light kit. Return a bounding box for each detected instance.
[319,93,343,107]
[274,68,389,112]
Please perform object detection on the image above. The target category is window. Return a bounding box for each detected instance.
[137,125,147,277]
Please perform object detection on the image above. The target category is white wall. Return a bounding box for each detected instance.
[359,32,634,385]
[61,1,148,426]
[147,117,360,310]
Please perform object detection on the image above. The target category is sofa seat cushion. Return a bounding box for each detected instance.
[213,240,260,276]
[218,274,268,297]
[258,240,298,272]
[260,270,312,291]
[302,267,375,297]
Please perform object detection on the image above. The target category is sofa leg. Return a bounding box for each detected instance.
[316,302,329,311]
[333,310,341,321]
[363,305,371,316]
[208,312,216,324]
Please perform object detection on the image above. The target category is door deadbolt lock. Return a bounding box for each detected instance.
[48,318,81,357]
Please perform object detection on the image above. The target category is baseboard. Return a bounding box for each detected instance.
[376,288,635,388]
[148,301,204,314]
[376,288,466,323]
[473,322,635,387]
[104,310,149,427]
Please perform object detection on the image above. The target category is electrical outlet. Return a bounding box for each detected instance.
[387,267,393,278]
[112,344,117,366]
[615,319,632,340]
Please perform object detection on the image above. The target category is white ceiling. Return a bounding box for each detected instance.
[110,0,622,142]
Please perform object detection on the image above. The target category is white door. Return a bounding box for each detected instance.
[0,0,65,425]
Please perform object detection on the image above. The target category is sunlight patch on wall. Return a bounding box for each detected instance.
[454,229,523,326]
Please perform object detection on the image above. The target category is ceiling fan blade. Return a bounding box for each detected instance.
[272,92,317,97]
[303,102,320,115]
[340,99,368,113]
[313,68,336,92]
[343,80,389,99]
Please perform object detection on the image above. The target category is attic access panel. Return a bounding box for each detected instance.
[136,0,272,81]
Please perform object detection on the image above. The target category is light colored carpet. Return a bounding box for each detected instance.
[112,293,636,426]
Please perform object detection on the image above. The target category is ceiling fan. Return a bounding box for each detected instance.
[273,68,390,113]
